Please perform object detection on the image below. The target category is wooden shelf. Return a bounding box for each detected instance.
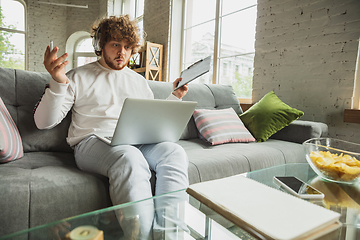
[129,42,163,81]
[344,109,360,123]
[133,66,160,72]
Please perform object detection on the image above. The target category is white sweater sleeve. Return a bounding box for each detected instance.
[166,93,181,101]
[34,78,74,129]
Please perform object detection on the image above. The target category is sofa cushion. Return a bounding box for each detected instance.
[193,108,255,145]
[147,81,244,140]
[0,97,23,162]
[270,120,328,144]
[240,91,304,142]
[0,152,112,235]
[178,138,307,184]
[205,84,243,114]
[0,68,73,153]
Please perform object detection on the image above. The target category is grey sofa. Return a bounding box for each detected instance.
[0,67,328,236]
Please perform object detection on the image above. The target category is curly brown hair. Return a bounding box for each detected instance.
[91,15,145,56]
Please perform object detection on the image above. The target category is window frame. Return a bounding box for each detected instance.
[351,39,360,110]
[0,0,27,69]
[73,36,98,68]
[115,0,144,21]
[114,0,145,41]
[180,0,256,103]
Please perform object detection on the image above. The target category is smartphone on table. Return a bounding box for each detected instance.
[273,176,324,200]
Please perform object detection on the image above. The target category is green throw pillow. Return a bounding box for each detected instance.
[239,91,304,142]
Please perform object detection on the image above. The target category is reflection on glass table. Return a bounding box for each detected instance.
[0,188,257,240]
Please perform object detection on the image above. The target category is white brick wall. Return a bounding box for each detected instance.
[143,0,171,81]
[26,0,101,72]
[254,0,360,143]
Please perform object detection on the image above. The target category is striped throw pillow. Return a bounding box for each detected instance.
[193,108,255,145]
[0,98,24,163]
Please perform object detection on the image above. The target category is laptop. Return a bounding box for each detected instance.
[95,98,197,146]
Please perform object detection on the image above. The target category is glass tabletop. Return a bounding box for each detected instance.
[0,188,256,240]
[242,163,360,239]
[2,163,359,240]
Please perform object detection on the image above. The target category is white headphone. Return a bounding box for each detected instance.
[92,27,101,52]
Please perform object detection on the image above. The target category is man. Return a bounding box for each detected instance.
[34,15,189,238]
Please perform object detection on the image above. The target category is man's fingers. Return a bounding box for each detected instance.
[44,46,50,57]
[50,53,68,72]
[57,60,69,69]
[173,77,183,90]
[44,46,59,69]
[52,60,69,73]
[53,53,68,66]
[174,77,182,84]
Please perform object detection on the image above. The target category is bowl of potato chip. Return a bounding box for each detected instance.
[303,138,360,184]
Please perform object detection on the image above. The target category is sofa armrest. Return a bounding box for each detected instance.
[270,120,328,144]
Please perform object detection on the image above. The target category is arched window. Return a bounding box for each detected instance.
[74,37,97,67]
[0,0,26,69]
[65,31,98,71]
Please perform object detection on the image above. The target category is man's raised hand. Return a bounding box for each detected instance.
[43,45,69,84]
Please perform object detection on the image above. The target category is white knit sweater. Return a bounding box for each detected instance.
[34,61,177,146]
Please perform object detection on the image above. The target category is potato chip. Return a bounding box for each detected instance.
[310,150,360,181]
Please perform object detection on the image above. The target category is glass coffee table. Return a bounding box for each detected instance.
[242,163,360,240]
[0,189,255,240]
[1,163,359,240]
